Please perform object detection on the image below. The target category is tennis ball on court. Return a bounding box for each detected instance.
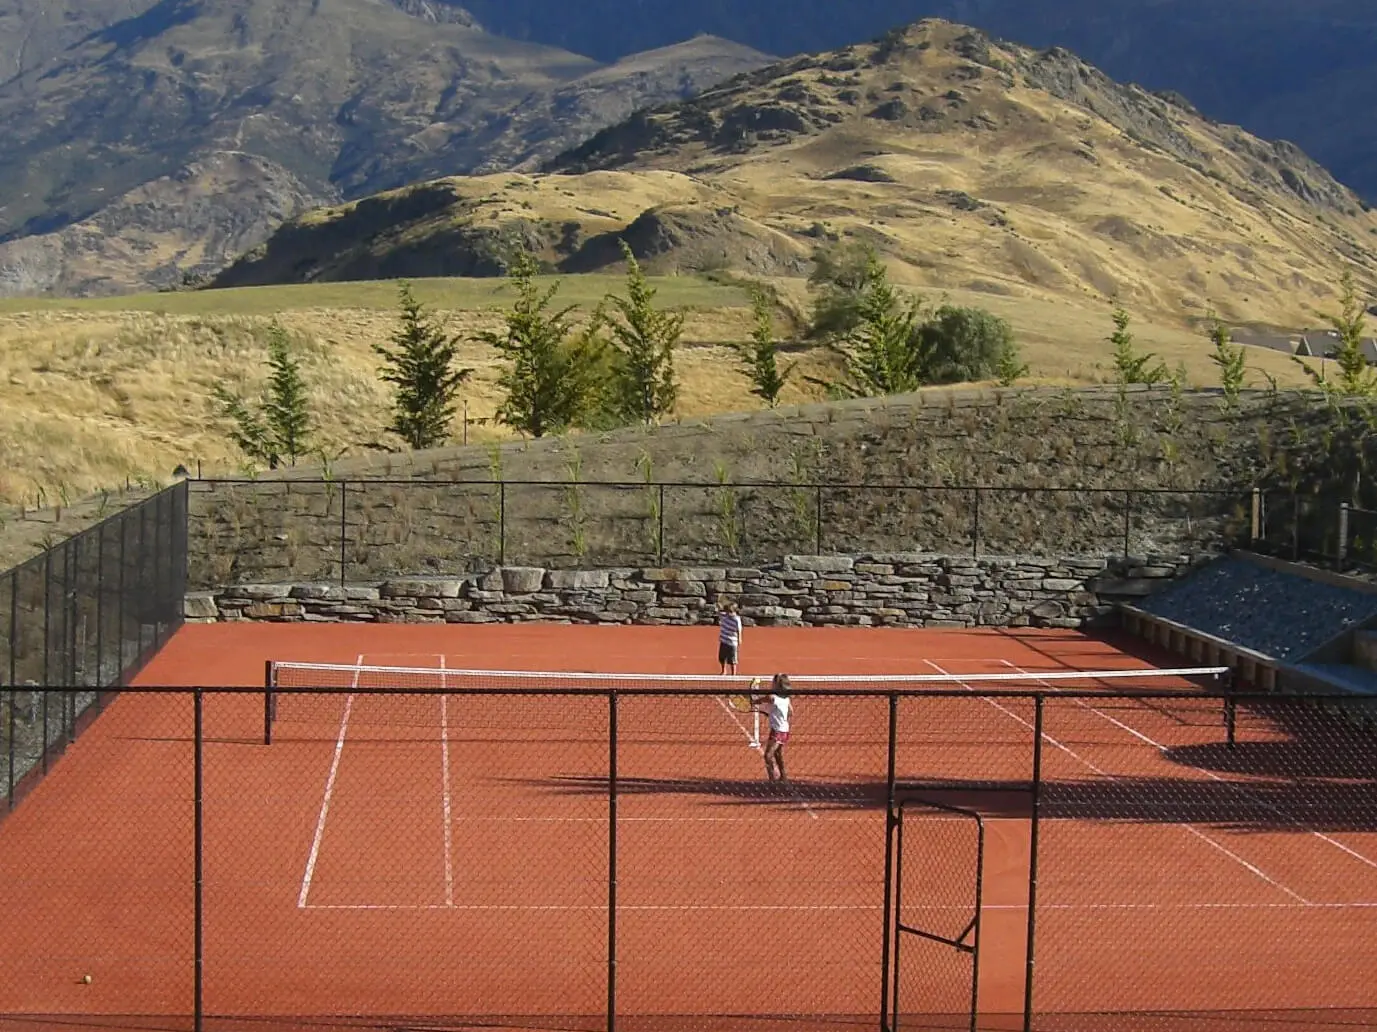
[82,975,92,985]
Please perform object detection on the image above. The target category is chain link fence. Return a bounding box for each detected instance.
[183,480,1254,587]
[1,683,1374,1031]
[0,482,187,809]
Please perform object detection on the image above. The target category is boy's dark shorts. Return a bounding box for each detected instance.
[718,642,738,665]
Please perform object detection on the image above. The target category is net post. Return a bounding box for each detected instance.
[607,688,618,1032]
[193,687,204,1032]
[263,660,275,745]
[878,691,898,1032]
[1022,693,1044,1032]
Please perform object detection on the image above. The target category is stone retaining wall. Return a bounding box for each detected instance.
[185,552,1206,629]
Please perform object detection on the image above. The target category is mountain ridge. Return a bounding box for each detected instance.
[213,19,1377,332]
[430,0,1377,202]
[0,0,771,296]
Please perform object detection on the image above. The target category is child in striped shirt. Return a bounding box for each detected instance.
[718,601,743,675]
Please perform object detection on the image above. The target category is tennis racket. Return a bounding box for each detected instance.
[726,677,763,712]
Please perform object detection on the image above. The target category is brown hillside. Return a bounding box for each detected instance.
[218,19,1377,330]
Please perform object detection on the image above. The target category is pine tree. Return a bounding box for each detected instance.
[480,251,613,437]
[1328,269,1376,396]
[1109,303,1168,386]
[810,251,925,397]
[374,283,473,449]
[734,286,795,407]
[1206,313,1247,409]
[262,323,311,463]
[212,321,312,469]
[605,242,683,424]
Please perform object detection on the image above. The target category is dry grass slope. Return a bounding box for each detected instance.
[0,267,1323,535]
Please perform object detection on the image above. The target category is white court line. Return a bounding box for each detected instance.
[716,696,760,749]
[297,653,363,908]
[439,654,455,908]
[1002,659,1377,876]
[298,899,1377,912]
[924,660,1311,905]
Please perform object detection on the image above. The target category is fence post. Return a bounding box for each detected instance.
[41,550,51,774]
[607,689,618,1032]
[339,481,348,589]
[139,500,149,655]
[1122,490,1133,559]
[1339,502,1351,562]
[1023,694,1044,1032]
[193,688,204,1032]
[499,483,507,567]
[1292,495,1301,560]
[1250,488,1262,544]
[815,485,823,556]
[6,569,15,808]
[117,513,127,685]
[95,525,105,691]
[60,540,71,692]
[152,491,165,648]
[7,568,15,690]
[971,488,981,559]
[878,692,898,1032]
[658,484,666,565]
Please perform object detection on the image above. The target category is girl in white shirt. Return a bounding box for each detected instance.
[753,673,792,782]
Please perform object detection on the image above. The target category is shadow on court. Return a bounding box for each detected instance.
[514,765,1377,833]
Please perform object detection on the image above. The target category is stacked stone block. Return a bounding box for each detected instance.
[186,552,1204,629]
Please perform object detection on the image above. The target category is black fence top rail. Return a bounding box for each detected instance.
[192,477,1248,495]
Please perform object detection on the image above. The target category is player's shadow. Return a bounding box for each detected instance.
[515,765,1377,833]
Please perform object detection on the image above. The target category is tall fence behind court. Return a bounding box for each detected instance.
[183,479,1256,587]
[4,474,1376,810]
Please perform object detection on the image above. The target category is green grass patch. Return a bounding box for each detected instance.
[0,274,753,316]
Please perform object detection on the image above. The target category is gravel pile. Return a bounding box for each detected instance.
[1137,556,1377,661]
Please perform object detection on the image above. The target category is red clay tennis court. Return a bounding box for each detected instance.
[2,622,1376,1032]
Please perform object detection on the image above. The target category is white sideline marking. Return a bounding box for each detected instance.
[924,660,1311,905]
[1001,659,1377,876]
[439,655,455,909]
[298,899,1377,912]
[716,696,759,749]
[298,654,363,908]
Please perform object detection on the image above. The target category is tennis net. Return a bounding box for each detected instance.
[262,660,1233,746]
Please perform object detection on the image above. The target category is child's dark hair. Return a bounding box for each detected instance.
[772,673,792,695]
